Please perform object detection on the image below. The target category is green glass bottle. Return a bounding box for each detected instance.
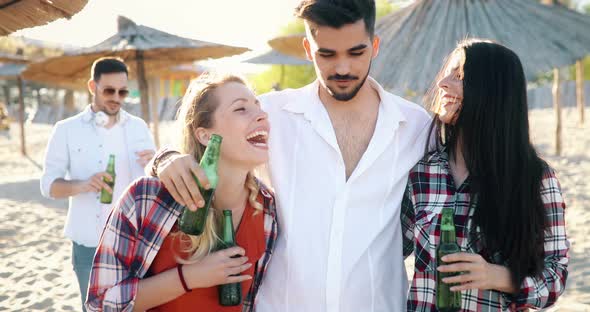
[436,207,462,312]
[218,209,242,306]
[178,134,221,236]
[99,154,116,204]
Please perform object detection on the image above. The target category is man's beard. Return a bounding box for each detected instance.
[94,89,120,116]
[325,64,371,101]
[96,98,120,116]
[102,106,120,116]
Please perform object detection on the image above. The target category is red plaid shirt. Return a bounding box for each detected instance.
[402,150,569,311]
[85,177,278,312]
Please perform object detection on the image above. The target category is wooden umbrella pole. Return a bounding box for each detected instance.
[35,88,42,108]
[552,68,562,156]
[280,64,285,89]
[576,60,585,125]
[2,85,10,109]
[149,78,160,149]
[64,89,74,118]
[135,50,150,123]
[17,76,26,156]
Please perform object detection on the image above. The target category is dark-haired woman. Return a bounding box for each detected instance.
[402,39,569,311]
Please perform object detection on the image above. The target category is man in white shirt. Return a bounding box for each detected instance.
[150,0,431,310]
[40,57,156,311]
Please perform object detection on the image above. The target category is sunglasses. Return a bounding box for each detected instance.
[99,86,129,98]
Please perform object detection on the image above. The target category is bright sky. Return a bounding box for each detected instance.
[15,0,302,50]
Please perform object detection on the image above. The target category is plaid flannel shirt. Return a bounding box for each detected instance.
[401,150,569,312]
[85,177,278,312]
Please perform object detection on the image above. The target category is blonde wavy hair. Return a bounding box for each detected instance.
[173,73,264,264]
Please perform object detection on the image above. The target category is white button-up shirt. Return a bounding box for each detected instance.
[256,78,431,312]
[40,106,155,247]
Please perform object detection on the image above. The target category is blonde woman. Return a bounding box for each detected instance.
[85,74,278,312]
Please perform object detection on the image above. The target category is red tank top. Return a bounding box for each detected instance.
[147,201,266,311]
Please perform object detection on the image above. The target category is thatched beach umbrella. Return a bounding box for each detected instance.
[0,36,68,61]
[373,0,590,93]
[245,49,310,88]
[0,0,88,36]
[23,16,250,146]
[372,0,590,155]
[268,34,307,60]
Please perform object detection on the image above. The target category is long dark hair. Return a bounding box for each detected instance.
[425,39,547,288]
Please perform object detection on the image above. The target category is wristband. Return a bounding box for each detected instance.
[177,264,192,293]
[151,149,180,177]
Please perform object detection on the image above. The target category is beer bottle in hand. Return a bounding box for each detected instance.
[99,154,116,204]
[218,209,242,306]
[178,134,221,235]
[436,207,462,312]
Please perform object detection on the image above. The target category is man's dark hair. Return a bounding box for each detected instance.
[91,57,129,82]
[295,0,376,37]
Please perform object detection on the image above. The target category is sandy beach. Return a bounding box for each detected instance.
[0,106,588,311]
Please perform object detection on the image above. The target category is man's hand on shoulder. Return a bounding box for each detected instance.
[155,153,209,211]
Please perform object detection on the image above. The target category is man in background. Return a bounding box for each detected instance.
[40,57,155,311]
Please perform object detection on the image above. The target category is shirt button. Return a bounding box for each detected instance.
[99,144,103,148]
[99,160,102,164]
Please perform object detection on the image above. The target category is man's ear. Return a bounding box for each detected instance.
[88,79,96,95]
[371,35,380,59]
[303,37,313,62]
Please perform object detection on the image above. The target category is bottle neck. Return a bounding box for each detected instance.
[440,209,457,244]
[221,212,235,245]
[200,141,221,189]
[106,156,115,172]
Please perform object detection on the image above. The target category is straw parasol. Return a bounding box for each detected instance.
[245,49,310,88]
[23,16,250,122]
[372,0,590,155]
[0,36,69,60]
[0,0,88,36]
[372,0,590,94]
[267,34,307,60]
[246,49,310,66]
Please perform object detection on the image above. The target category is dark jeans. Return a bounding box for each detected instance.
[72,242,96,312]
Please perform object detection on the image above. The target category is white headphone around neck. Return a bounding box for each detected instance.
[94,111,109,127]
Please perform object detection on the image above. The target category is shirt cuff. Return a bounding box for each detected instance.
[40,175,59,199]
[501,277,537,311]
